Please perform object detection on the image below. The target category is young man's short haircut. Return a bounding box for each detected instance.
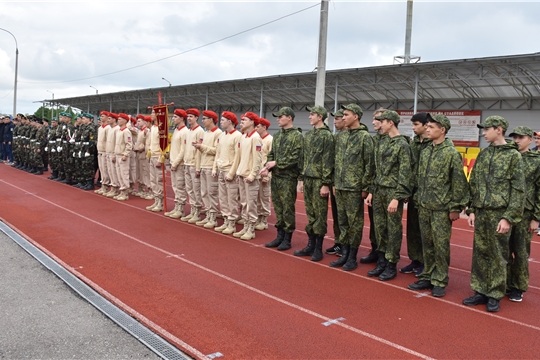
[411,112,429,125]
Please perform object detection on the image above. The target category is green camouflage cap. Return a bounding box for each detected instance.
[340,103,363,118]
[59,111,72,118]
[306,105,328,120]
[477,115,508,132]
[330,109,344,117]
[427,113,451,131]
[375,110,400,124]
[508,126,534,138]
[82,112,94,119]
[272,107,295,118]
[51,117,58,122]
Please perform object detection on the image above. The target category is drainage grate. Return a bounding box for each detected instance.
[0,222,193,360]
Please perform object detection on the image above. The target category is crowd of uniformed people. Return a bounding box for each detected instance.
[3,104,540,314]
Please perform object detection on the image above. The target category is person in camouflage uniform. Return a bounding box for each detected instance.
[260,107,304,251]
[72,115,85,187]
[463,116,525,313]
[53,114,67,181]
[33,118,48,175]
[401,112,432,276]
[47,118,60,180]
[294,105,334,262]
[10,116,21,167]
[328,104,373,271]
[60,112,76,185]
[27,118,39,173]
[506,126,540,302]
[407,114,469,297]
[325,110,347,256]
[366,110,413,281]
[79,113,98,190]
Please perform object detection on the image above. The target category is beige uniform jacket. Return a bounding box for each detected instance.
[213,129,242,178]
[184,124,205,167]
[105,125,119,154]
[236,129,263,181]
[114,126,133,157]
[196,126,223,171]
[260,133,273,181]
[96,124,109,153]
[170,125,189,168]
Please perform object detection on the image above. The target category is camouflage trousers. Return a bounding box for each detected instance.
[49,150,59,172]
[271,177,297,233]
[329,187,340,241]
[367,205,376,249]
[470,208,510,300]
[507,210,534,292]
[335,190,364,248]
[406,198,424,263]
[304,177,329,236]
[373,186,404,263]
[82,153,95,182]
[418,207,451,287]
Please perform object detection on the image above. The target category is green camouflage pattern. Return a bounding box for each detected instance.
[302,124,334,186]
[266,126,304,181]
[335,189,365,248]
[333,127,374,192]
[271,177,298,233]
[468,141,525,225]
[520,150,540,220]
[306,105,328,120]
[340,103,363,118]
[470,208,511,300]
[304,177,329,236]
[418,208,452,287]
[509,126,534,138]
[477,115,508,132]
[429,113,451,131]
[375,110,400,124]
[372,186,404,263]
[507,210,534,292]
[373,135,413,201]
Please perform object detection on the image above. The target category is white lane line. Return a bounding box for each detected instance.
[1,180,435,360]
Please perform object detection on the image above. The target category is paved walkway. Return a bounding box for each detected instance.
[0,226,162,360]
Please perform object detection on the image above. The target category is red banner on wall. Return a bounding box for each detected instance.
[153,105,169,152]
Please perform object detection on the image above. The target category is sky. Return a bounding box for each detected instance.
[0,0,539,115]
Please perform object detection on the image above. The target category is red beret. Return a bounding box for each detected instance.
[108,112,119,120]
[100,110,109,116]
[144,116,152,122]
[243,111,259,125]
[174,109,188,119]
[130,116,137,124]
[258,117,271,129]
[118,113,129,121]
[202,110,218,123]
[186,108,200,117]
[221,111,238,126]
[136,114,145,119]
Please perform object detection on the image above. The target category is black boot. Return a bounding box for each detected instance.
[360,243,378,264]
[82,180,94,191]
[342,246,359,271]
[294,234,316,256]
[379,262,397,281]
[329,244,350,268]
[34,168,43,175]
[367,252,387,277]
[277,231,292,251]
[47,170,58,180]
[311,235,324,262]
[265,228,285,248]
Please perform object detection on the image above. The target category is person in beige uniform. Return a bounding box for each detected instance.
[103,113,120,198]
[113,113,133,201]
[234,112,263,240]
[165,108,189,218]
[145,110,164,212]
[255,117,273,231]
[213,111,242,234]
[127,116,138,194]
[181,108,205,223]
[192,110,222,228]
[94,111,110,195]
[133,114,149,197]
[141,115,153,200]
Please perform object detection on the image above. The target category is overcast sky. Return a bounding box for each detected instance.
[1,0,539,115]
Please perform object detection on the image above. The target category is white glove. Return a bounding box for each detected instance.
[51,149,56,153]
[78,151,82,158]
[72,152,76,157]
[69,138,75,144]
[44,147,48,151]
[84,152,90,157]
[57,146,62,152]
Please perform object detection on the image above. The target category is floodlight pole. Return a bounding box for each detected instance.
[404,0,413,64]
[314,0,329,107]
[0,28,19,116]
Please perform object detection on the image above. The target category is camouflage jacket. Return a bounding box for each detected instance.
[37,126,48,149]
[266,126,304,181]
[468,141,525,225]
[81,123,97,154]
[301,124,334,186]
[410,135,432,190]
[416,138,469,212]
[334,126,374,192]
[370,133,389,193]
[520,150,540,221]
[373,134,413,201]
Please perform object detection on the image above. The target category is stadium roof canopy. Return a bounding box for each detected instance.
[50,52,540,116]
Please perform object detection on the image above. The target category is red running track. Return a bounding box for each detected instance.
[1,165,539,359]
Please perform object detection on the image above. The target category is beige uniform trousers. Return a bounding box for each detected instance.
[238,176,260,223]
[257,179,272,217]
[149,157,163,199]
[106,153,118,188]
[129,151,137,185]
[185,165,202,209]
[97,152,110,186]
[218,170,239,221]
[200,168,219,214]
[136,153,150,187]
[171,165,187,205]
[115,155,130,191]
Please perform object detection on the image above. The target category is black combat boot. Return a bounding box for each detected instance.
[311,235,324,262]
[294,234,316,257]
[277,231,292,251]
[367,252,387,277]
[265,228,285,248]
[82,180,94,191]
[342,246,359,271]
[378,262,397,281]
[34,168,43,175]
[360,243,378,264]
[47,170,58,180]
[329,244,350,268]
